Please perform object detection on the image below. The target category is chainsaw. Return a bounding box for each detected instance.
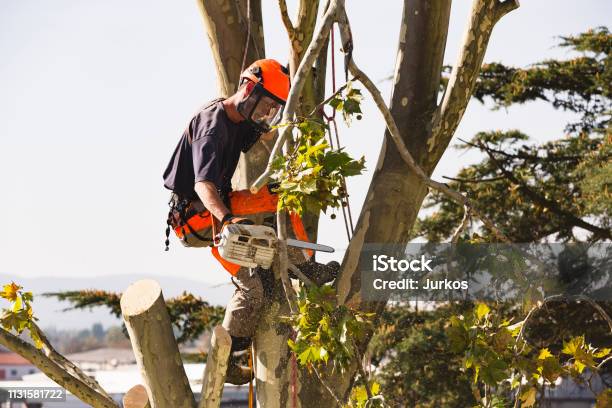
[216,224,334,269]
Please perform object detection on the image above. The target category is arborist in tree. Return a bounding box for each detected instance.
[163,59,339,385]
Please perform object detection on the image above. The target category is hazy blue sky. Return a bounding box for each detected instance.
[1,0,610,288]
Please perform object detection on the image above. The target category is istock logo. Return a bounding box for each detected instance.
[372,255,433,272]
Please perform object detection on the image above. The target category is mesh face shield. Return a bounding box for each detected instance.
[237,81,285,133]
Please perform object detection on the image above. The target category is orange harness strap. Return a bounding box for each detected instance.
[174,186,312,275]
[289,212,313,259]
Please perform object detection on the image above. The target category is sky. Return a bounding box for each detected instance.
[1,0,610,289]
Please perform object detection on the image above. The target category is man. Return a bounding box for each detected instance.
[163,59,338,384]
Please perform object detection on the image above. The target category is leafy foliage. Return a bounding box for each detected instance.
[271,83,366,215]
[328,84,364,125]
[45,290,224,343]
[346,381,385,408]
[447,302,611,407]
[1,282,43,348]
[369,304,476,407]
[285,284,374,373]
[415,131,610,242]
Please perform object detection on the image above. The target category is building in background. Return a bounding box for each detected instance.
[0,353,37,381]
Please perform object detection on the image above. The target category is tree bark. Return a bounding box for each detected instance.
[121,279,196,408]
[253,279,296,408]
[199,325,232,408]
[196,0,268,190]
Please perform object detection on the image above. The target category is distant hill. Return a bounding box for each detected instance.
[0,274,234,330]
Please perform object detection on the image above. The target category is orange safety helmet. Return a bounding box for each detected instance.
[240,59,290,101]
[237,59,290,132]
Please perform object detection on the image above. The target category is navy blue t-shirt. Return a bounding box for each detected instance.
[163,100,260,200]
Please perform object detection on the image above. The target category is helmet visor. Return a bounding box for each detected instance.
[237,81,285,132]
[250,95,283,130]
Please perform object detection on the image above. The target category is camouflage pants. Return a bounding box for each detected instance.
[222,247,307,342]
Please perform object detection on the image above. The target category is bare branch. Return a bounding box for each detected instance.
[196,0,265,96]
[515,294,612,353]
[278,0,295,38]
[199,326,231,408]
[442,175,507,184]
[451,205,472,243]
[495,0,520,20]
[289,263,315,287]
[250,0,343,193]
[312,365,344,406]
[0,329,119,408]
[428,0,520,160]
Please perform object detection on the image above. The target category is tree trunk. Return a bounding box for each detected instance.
[196,0,268,190]
[253,279,296,407]
[121,279,196,408]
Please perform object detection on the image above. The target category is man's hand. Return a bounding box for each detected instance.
[259,128,276,142]
[222,214,255,228]
[194,181,231,221]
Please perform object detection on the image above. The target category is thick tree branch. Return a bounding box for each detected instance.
[428,0,520,161]
[30,322,114,401]
[250,0,343,193]
[196,0,264,96]
[199,326,231,408]
[0,329,119,408]
[336,13,510,243]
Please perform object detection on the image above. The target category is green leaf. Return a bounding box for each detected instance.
[520,387,537,407]
[538,348,552,360]
[1,282,21,302]
[12,296,22,313]
[562,336,585,356]
[475,303,490,321]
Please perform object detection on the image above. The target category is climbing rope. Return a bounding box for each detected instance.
[324,24,355,240]
[248,347,254,408]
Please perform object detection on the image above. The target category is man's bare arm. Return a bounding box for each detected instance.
[260,129,276,142]
[194,181,230,221]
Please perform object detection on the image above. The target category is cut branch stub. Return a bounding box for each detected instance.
[121,279,196,408]
[199,325,232,408]
[123,384,151,408]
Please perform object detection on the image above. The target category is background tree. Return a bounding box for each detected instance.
[417,27,611,243]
